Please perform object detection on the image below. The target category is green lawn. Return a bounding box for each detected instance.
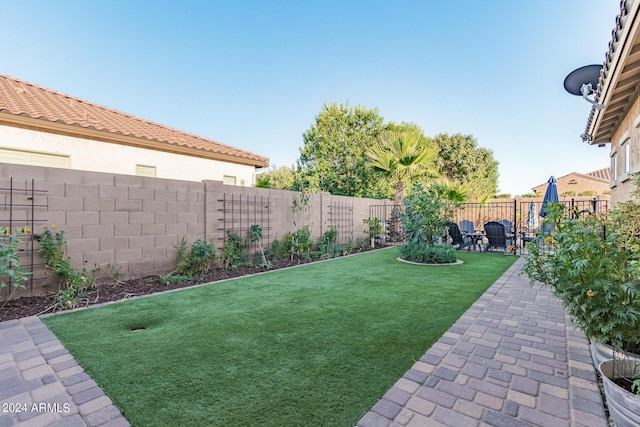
[43,248,517,427]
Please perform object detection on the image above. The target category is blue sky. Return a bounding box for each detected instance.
[0,0,621,196]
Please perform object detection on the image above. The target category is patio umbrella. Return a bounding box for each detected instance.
[526,201,539,230]
[539,176,559,217]
[539,176,559,234]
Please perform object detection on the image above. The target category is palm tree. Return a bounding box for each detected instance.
[367,130,438,242]
[366,130,438,205]
[429,180,470,206]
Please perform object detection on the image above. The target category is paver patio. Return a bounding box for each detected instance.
[357,257,608,427]
[0,316,128,427]
[1,256,607,426]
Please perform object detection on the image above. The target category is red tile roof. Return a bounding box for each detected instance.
[0,74,268,167]
[586,167,611,181]
[584,0,635,144]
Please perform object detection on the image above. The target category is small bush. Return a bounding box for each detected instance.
[267,239,288,262]
[318,227,339,258]
[398,243,457,264]
[175,238,217,276]
[357,238,368,250]
[223,231,247,269]
[250,224,271,268]
[39,227,97,309]
[0,228,31,310]
[399,185,453,245]
[363,218,382,237]
[279,227,312,261]
[160,274,193,285]
[290,226,312,260]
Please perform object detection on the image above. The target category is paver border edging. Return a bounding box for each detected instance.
[396,257,464,266]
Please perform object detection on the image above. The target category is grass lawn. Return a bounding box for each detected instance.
[43,248,517,427]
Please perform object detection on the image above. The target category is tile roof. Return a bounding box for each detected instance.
[584,0,640,144]
[0,74,268,167]
[531,168,611,192]
[586,167,611,181]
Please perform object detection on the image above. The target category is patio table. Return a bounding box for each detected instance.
[463,231,485,251]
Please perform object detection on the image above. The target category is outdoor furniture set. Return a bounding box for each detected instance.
[446,220,515,253]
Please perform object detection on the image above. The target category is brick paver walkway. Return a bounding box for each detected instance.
[357,257,609,427]
[0,316,129,427]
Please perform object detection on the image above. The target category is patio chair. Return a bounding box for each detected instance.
[445,222,466,249]
[483,221,512,253]
[499,219,515,241]
[460,220,475,234]
[460,219,484,250]
[499,219,513,233]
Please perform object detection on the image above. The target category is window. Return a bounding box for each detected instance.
[624,142,630,174]
[223,175,237,185]
[135,164,156,177]
[611,152,618,180]
[0,148,69,168]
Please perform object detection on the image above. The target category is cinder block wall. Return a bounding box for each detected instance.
[0,163,391,299]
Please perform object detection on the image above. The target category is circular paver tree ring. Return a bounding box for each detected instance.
[396,257,464,266]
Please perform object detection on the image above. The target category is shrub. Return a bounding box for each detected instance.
[286,225,311,261]
[523,202,640,350]
[160,274,193,285]
[223,231,247,269]
[0,228,31,310]
[250,224,271,268]
[175,237,217,276]
[399,184,453,245]
[363,218,382,238]
[267,239,288,262]
[39,227,97,309]
[318,227,339,258]
[357,238,368,250]
[399,243,456,264]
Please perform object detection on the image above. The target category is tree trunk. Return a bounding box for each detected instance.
[390,183,405,242]
[394,183,404,206]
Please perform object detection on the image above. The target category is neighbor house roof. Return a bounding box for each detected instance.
[531,167,611,193]
[585,0,640,145]
[586,167,612,181]
[0,74,269,167]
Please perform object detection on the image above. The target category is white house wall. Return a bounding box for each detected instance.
[0,125,257,186]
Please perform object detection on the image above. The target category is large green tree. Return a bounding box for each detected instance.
[297,102,388,197]
[431,133,499,200]
[255,165,297,190]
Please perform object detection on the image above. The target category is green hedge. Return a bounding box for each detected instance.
[398,243,457,264]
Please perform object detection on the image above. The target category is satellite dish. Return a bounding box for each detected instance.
[564,64,604,110]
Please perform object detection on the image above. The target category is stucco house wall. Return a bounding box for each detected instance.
[582,1,640,205]
[0,125,257,186]
[608,95,640,204]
